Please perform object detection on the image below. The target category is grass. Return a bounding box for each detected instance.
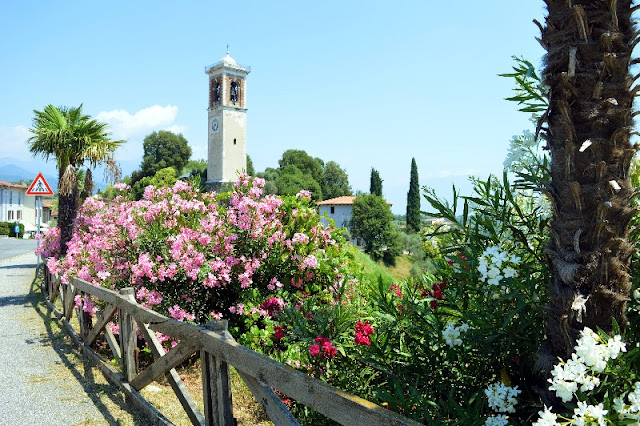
[348,245,414,284]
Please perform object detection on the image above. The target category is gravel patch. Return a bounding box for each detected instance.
[0,253,145,425]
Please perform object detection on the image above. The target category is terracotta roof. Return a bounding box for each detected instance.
[42,199,53,208]
[0,180,28,190]
[317,196,357,206]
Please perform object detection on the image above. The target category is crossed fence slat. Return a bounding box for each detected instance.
[41,267,420,426]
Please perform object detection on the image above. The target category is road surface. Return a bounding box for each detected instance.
[0,237,37,261]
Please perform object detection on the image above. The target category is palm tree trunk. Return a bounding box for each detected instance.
[58,164,78,256]
[540,1,636,363]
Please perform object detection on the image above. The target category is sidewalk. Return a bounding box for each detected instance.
[0,253,148,425]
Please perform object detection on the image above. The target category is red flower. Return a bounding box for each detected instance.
[430,300,438,309]
[354,332,371,346]
[309,344,320,356]
[433,289,443,299]
[355,321,375,336]
[389,283,403,298]
[273,326,285,341]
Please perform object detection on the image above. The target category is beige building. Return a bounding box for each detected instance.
[205,50,250,185]
[0,180,54,235]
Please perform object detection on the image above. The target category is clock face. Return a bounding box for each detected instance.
[211,118,220,133]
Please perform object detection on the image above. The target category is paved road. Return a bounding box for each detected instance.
[0,237,37,261]
[0,253,146,425]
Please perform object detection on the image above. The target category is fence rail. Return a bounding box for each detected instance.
[41,267,419,426]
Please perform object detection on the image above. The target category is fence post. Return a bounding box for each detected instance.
[119,288,137,382]
[202,320,235,426]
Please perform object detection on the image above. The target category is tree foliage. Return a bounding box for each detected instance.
[322,161,352,200]
[140,131,191,178]
[406,158,421,232]
[28,104,123,255]
[275,165,323,200]
[132,167,178,200]
[350,194,399,261]
[278,149,324,184]
[370,168,383,197]
[246,154,255,176]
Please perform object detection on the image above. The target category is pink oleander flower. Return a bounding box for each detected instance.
[260,297,285,317]
[296,189,312,199]
[113,182,130,191]
[300,255,318,270]
[168,305,195,322]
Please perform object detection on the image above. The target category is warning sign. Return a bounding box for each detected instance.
[26,172,54,196]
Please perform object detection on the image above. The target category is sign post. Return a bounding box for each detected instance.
[26,172,54,270]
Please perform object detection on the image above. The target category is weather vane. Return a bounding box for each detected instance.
[226,43,229,55]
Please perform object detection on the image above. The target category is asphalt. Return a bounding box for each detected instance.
[0,237,37,261]
[0,253,140,425]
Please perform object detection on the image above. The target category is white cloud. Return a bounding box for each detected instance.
[0,125,31,158]
[96,105,179,139]
[163,124,187,135]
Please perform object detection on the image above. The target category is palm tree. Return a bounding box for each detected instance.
[539,1,636,364]
[28,104,124,255]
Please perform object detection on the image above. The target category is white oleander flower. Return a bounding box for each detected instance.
[532,406,558,426]
[572,401,607,426]
[485,382,521,413]
[484,414,509,426]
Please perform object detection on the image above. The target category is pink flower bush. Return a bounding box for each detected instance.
[40,175,352,336]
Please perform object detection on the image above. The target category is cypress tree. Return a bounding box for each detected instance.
[370,168,383,197]
[406,158,421,232]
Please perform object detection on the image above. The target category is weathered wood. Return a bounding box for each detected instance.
[118,288,137,382]
[237,371,300,426]
[65,276,421,426]
[202,321,235,426]
[138,321,205,426]
[55,306,173,425]
[85,304,117,345]
[130,342,198,391]
[103,322,122,361]
[70,276,120,305]
[63,283,79,322]
[49,274,61,303]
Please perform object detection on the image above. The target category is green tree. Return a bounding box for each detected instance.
[350,194,399,261]
[370,168,383,197]
[406,158,421,232]
[257,167,280,195]
[539,1,636,361]
[322,161,352,200]
[132,167,178,200]
[275,165,323,200]
[278,149,324,184]
[139,131,191,178]
[28,104,124,255]
[246,154,255,176]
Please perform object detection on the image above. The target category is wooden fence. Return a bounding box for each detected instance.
[41,267,420,426]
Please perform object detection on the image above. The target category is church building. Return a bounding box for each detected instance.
[205,50,250,187]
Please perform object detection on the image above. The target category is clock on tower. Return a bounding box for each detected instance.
[205,49,250,187]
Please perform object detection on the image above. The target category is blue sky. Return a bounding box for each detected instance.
[0,1,547,213]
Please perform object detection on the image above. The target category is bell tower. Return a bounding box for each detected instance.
[206,49,250,186]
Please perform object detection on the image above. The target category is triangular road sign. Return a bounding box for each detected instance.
[26,172,54,196]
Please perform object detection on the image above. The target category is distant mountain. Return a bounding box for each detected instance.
[0,161,108,192]
[0,164,58,188]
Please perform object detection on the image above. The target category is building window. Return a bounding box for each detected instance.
[330,206,335,214]
[8,211,13,220]
[16,210,22,220]
[230,81,239,103]
[9,191,12,205]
